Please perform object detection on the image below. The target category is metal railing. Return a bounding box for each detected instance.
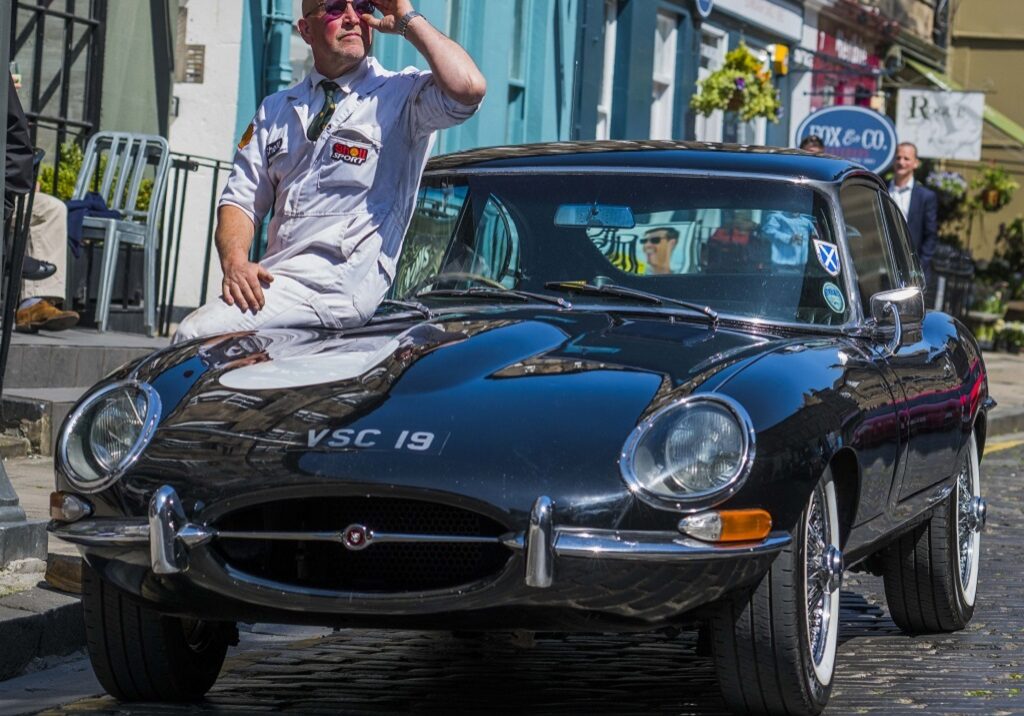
[156,152,233,336]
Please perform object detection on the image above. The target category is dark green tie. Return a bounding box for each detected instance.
[307,80,340,142]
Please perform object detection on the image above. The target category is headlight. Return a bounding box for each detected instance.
[58,381,161,492]
[620,395,754,510]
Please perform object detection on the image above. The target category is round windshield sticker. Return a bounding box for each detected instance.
[822,282,846,314]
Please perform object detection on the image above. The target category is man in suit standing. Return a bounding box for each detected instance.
[888,142,938,280]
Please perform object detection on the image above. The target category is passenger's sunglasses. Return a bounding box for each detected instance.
[640,236,664,245]
[304,0,377,19]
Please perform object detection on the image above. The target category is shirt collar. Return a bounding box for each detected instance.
[892,177,915,193]
[308,57,371,97]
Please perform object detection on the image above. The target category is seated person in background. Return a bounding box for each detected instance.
[641,227,678,275]
[706,210,759,271]
[759,211,817,274]
[16,190,79,332]
[6,71,77,332]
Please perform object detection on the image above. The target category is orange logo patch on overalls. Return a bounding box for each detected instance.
[331,142,370,165]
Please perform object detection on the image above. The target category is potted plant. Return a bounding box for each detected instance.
[690,42,781,123]
[972,165,1019,212]
[925,170,968,221]
[998,320,1024,354]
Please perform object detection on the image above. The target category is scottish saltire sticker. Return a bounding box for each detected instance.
[822,282,846,314]
[814,239,841,277]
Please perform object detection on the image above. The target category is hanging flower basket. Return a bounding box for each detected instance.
[983,188,1003,211]
[690,42,781,124]
[972,165,1018,213]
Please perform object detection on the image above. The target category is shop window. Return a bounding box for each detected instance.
[596,0,618,140]
[650,10,679,140]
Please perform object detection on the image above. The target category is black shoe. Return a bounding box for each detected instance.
[22,255,57,281]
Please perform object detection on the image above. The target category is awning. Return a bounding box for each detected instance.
[904,58,1024,153]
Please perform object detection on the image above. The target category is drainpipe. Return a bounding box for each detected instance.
[263,0,293,96]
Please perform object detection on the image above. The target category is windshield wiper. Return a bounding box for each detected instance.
[544,281,718,326]
[379,299,434,320]
[419,287,572,309]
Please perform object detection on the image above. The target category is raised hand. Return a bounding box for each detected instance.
[360,0,416,34]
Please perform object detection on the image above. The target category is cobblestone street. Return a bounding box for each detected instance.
[27,440,1024,716]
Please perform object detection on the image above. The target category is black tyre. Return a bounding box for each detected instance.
[709,470,843,716]
[82,565,232,701]
[881,432,983,633]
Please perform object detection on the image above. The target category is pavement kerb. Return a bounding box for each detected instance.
[0,402,1022,684]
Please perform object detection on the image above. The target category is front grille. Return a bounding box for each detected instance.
[212,497,513,593]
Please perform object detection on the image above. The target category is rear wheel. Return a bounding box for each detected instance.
[709,470,843,715]
[881,432,984,633]
[82,565,232,701]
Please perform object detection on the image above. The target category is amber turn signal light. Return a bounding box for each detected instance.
[678,509,772,543]
[50,491,93,523]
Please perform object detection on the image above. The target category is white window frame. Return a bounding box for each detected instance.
[650,10,678,140]
[596,0,618,140]
[694,24,727,143]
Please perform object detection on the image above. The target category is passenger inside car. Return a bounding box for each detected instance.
[705,209,763,273]
[758,210,818,274]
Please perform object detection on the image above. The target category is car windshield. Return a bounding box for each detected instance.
[390,172,848,326]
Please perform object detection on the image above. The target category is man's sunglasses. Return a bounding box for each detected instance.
[640,236,665,245]
[305,0,377,19]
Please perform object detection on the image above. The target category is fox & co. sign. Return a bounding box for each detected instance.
[795,106,897,172]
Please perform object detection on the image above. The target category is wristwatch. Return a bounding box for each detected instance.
[397,10,424,37]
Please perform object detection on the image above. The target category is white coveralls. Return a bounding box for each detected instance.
[173,57,478,342]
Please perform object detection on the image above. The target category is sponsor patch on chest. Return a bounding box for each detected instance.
[331,142,371,165]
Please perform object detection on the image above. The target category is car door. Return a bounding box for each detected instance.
[837,179,905,520]
[840,180,961,509]
[880,193,963,500]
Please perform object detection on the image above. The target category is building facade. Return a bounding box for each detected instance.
[14,0,995,325]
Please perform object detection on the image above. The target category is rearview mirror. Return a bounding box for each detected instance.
[554,204,635,229]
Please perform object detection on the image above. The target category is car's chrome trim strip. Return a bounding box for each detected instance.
[214,530,505,545]
[48,519,149,546]
[551,529,790,562]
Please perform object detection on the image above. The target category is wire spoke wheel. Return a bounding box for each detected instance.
[804,480,840,683]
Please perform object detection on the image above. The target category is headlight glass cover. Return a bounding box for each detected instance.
[620,396,754,509]
[59,381,161,492]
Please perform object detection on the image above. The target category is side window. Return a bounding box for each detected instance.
[840,183,897,313]
[880,195,925,289]
[392,183,468,297]
[475,195,520,288]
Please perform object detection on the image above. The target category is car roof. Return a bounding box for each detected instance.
[424,140,868,184]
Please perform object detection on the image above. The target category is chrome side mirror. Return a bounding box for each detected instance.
[869,287,924,355]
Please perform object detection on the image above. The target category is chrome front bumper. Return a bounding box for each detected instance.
[51,486,791,588]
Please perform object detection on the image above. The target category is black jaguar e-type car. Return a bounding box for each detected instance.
[50,141,991,715]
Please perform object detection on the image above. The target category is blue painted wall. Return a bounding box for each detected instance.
[373,0,580,153]
[233,0,798,156]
